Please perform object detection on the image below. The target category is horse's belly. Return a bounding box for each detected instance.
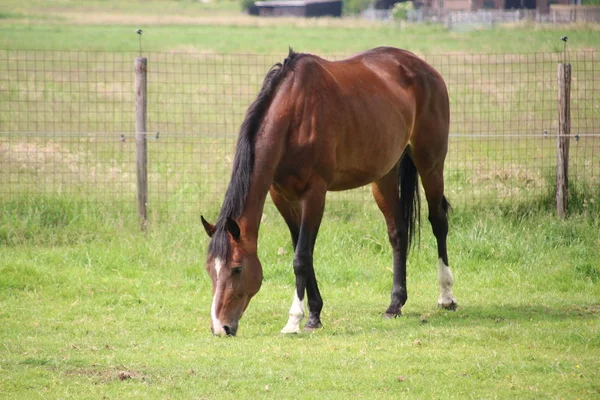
[328,150,403,191]
[328,126,408,190]
[328,170,380,191]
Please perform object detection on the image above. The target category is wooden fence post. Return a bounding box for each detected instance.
[135,57,148,229]
[556,63,571,218]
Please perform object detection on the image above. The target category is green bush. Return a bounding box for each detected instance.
[391,1,414,21]
[240,0,255,11]
[343,0,372,15]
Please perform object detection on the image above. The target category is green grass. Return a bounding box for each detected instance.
[1,22,600,54]
[1,197,599,398]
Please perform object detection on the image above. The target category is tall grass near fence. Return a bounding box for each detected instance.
[0,195,137,246]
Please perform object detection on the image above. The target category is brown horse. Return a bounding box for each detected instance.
[201,47,456,336]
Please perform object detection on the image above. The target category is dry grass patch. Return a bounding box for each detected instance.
[16,8,391,29]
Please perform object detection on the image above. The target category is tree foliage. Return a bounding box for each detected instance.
[391,1,414,21]
[343,0,372,15]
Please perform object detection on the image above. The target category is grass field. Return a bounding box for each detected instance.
[1,198,599,399]
[3,22,600,54]
[1,1,599,399]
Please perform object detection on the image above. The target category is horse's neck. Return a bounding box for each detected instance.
[237,188,267,247]
[236,109,288,245]
[237,151,280,245]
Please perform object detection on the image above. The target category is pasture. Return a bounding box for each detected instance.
[1,1,599,398]
[1,199,599,398]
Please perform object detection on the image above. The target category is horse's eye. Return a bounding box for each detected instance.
[232,266,242,276]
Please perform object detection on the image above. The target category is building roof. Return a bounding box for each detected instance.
[255,0,340,6]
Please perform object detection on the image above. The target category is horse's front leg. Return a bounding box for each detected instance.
[277,179,326,333]
[270,189,304,334]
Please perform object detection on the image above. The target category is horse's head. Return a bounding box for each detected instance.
[201,216,263,336]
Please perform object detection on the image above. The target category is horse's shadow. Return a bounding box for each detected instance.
[309,303,600,337]
[402,302,599,325]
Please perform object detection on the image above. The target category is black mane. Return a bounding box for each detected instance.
[208,48,301,261]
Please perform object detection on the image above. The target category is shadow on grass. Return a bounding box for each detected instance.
[404,302,600,325]
[270,303,599,339]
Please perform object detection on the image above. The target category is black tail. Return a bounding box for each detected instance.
[398,148,421,252]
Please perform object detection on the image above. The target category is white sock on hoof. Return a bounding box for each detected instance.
[437,258,456,308]
[281,290,304,334]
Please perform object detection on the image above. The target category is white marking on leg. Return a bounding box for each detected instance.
[211,258,226,335]
[280,289,305,334]
[437,258,457,308]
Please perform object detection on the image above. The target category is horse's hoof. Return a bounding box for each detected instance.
[438,301,458,311]
[303,325,321,332]
[303,319,322,332]
[384,305,402,318]
[280,326,300,334]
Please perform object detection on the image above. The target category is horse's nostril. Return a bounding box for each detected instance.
[223,325,232,336]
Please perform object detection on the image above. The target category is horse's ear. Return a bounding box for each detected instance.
[225,217,241,241]
[201,215,215,238]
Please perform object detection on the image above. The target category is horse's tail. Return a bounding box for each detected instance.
[398,147,421,252]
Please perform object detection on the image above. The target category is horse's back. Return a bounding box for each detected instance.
[271,47,449,192]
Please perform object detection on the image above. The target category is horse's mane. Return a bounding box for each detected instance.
[209,48,302,261]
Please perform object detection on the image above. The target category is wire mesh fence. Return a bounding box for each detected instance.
[0,49,598,221]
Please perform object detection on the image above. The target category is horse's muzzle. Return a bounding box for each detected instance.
[211,324,237,337]
[223,325,236,336]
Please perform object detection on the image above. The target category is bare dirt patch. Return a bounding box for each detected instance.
[471,162,541,186]
[64,367,146,383]
[0,139,134,185]
[0,141,83,173]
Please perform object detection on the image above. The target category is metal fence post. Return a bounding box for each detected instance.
[135,57,148,229]
[556,62,571,218]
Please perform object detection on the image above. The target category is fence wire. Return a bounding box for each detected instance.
[0,49,598,220]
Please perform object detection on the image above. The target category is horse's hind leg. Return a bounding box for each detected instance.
[411,144,457,310]
[372,165,409,317]
[427,186,456,310]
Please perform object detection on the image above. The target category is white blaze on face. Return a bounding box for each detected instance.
[437,258,457,308]
[280,289,305,334]
[211,258,226,335]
